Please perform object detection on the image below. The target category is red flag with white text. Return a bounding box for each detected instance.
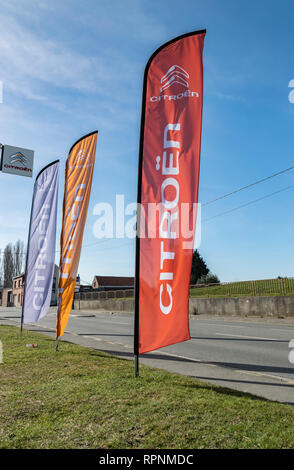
[135,31,206,354]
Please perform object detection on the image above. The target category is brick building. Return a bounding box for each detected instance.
[0,264,59,308]
[0,288,13,307]
[12,273,25,307]
[92,275,134,291]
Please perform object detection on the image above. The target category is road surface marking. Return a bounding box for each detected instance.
[236,369,294,385]
[83,335,102,342]
[271,328,294,333]
[215,333,282,341]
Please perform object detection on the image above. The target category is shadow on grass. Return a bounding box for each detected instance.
[191,375,294,405]
[177,379,271,402]
[87,349,290,404]
[183,377,294,406]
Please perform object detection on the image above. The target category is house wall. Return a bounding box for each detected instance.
[0,288,13,307]
[12,275,24,307]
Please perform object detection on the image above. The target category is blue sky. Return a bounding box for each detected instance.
[0,0,293,283]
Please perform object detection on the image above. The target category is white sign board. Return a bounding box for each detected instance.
[1,144,34,177]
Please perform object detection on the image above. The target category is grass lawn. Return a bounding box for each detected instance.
[0,325,293,449]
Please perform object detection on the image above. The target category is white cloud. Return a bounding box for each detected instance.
[0,0,167,101]
[0,15,112,95]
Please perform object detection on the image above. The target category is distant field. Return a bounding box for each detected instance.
[190,278,294,298]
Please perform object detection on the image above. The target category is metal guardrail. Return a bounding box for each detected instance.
[75,289,134,301]
[189,277,294,298]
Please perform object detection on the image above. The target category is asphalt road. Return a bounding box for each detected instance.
[1,307,294,405]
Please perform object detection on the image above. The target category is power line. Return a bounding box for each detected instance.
[202,165,294,206]
[1,165,294,257]
[203,185,294,222]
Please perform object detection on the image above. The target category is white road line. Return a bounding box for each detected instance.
[83,335,102,342]
[271,328,294,333]
[236,369,294,385]
[215,333,282,341]
[155,350,202,364]
[194,324,246,329]
[82,335,130,350]
[218,325,246,328]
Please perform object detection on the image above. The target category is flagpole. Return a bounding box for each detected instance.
[134,211,140,378]
[134,190,141,377]
[134,58,149,378]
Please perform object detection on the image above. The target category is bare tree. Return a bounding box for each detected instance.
[13,239,25,277]
[3,244,14,288]
[1,240,25,288]
[0,249,3,287]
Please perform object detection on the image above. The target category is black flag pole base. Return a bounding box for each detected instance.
[134,354,139,378]
[56,338,59,352]
[20,308,24,337]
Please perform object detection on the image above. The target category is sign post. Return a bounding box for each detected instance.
[0,144,34,177]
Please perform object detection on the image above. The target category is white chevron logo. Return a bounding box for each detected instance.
[76,150,88,161]
[160,65,189,92]
[10,152,28,166]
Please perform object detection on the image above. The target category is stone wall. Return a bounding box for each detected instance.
[188,295,294,317]
[73,295,294,317]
